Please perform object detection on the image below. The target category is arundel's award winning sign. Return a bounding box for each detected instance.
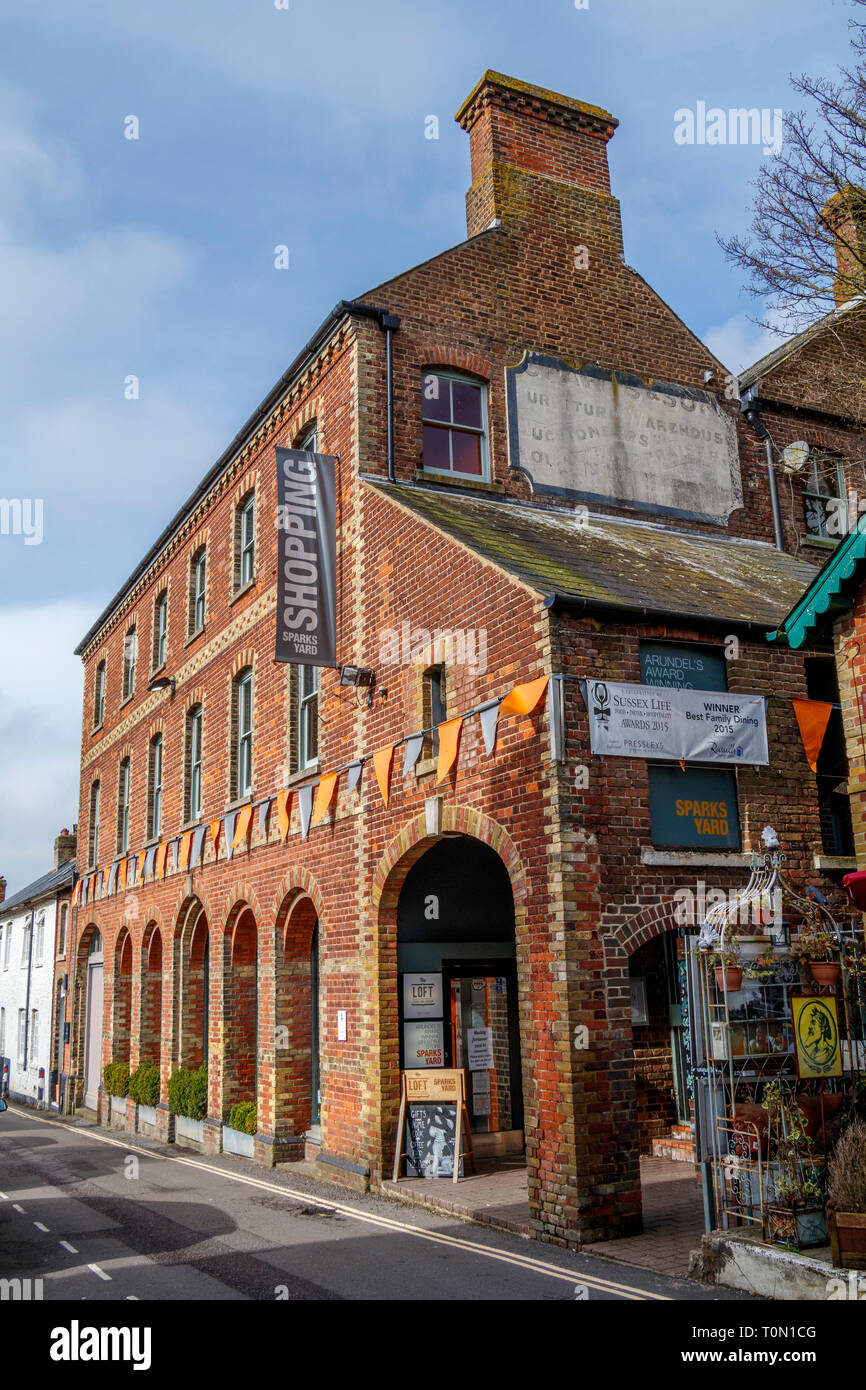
[275,446,337,668]
[587,680,768,765]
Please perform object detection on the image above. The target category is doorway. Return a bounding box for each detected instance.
[310,922,321,1127]
[83,930,104,1110]
[443,959,523,1151]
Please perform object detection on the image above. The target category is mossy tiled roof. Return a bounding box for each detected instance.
[366,481,819,626]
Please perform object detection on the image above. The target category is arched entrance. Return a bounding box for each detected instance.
[275,889,320,1144]
[83,930,104,1110]
[112,927,133,1068]
[175,899,209,1070]
[222,905,257,1119]
[396,835,524,1157]
[140,923,163,1073]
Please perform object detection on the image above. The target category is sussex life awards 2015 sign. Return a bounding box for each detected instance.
[586,681,768,764]
[275,446,337,667]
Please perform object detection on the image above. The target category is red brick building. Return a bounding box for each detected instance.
[62,72,850,1247]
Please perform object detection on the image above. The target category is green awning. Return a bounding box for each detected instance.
[770,514,866,648]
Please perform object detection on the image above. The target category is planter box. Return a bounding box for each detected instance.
[222,1124,255,1159]
[110,1095,128,1124]
[137,1103,157,1130]
[767,1206,828,1250]
[829,1210,866,1269]
[174,1114,204,1145]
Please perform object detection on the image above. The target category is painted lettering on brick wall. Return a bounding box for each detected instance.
[506,353,742,524]
[274,446,337,667]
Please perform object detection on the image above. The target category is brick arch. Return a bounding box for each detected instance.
[371,805,529,1185]
[272,868,327,933]
[371,804,528,919]
[602,898,682,972]
[170,884,214,936]
[222,882,264,931]
[419,350,493,381]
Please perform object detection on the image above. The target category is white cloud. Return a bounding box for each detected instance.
[0,602,89,895]
[701,310,786,375]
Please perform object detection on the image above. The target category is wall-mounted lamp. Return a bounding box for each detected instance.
[147,675,176,695]
[339,665,375,688]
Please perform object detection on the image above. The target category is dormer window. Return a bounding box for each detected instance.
[421,372,488,479]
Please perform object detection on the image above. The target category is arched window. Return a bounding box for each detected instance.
[88,781,101,867]
[185,704,203,822]
[57,904,68,957]
[421,371,488,478]
[189,547,207,636]
[152,590,168,671]
[116,757,131,855]
[235,492,255,591]
[147,735,163,840]
[231,669,253,799]
[122,627,137,700]
[93,660,106,728]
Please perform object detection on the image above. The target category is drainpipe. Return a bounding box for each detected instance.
[744,406,785,552]
[379,314,400,483]
[22,910,34,1072]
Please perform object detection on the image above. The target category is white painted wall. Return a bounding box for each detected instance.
[0,896,60,1105]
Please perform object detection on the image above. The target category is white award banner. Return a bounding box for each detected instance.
[586,680,768,764]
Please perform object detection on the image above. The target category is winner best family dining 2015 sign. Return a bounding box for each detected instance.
[586,680,768,765]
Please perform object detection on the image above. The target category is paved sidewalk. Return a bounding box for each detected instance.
[584,1157,705,1276]
[381,1156,531,1235]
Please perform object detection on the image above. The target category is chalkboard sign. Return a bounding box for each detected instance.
[405,1103,463,1178]
[392,1069,475,1184]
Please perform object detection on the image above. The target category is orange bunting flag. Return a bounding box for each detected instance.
[232,804,253,851]
[179,830,193,871]
[313,772,339,823]
[679,760,686,772]
[137,849,147,881]
[498,674,550,718]
[71,879,80,907]
[118,859,128,891]
[155,843,168,879]
[209,819,222,851]
[436,717,463,784]
[373,744,395,806]
[277,789,292,840]
[793,699,833,772]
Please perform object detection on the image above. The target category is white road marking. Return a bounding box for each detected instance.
[0,1191,8,1199]
[88,1263,111,1281]
[33,1221,50,1232]
[6,1106,670,1301]
[60,1240,78,1254]
[12,1203,25,1213]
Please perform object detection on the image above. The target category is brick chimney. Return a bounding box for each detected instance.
[54,828,77,868]
[455,71,618,239]
[0,877,5,904]
[822,185,866,306]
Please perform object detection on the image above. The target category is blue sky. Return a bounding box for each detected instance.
[0,0,857,890]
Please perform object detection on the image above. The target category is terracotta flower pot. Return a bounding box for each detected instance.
[811,961,841,987]
[715,966,743,993]
[829,1210,866,1269]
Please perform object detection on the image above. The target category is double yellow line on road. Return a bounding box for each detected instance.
[5,1107,671,1301]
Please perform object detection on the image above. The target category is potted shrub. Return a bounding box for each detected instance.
[743,951,778,983]
[129,1062,161,1129]
[792,926,841,987]
[168,1064,208,1145]
[827,1118,866,1269]
[103,1061,130,1123]
[706,948,743,993]
[762,1082,828,1249]
[223,1101,257,1158]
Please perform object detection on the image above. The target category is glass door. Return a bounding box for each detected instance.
[443,960,523,1139]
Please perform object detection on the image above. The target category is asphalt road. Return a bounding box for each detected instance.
[0,1105,748,1302]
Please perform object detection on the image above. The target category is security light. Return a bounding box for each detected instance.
[147,675,175,695]
[339,665,375,688]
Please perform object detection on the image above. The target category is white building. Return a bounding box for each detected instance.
[0,834,76,1108]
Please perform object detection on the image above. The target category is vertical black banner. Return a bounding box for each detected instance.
[275,446,337,667]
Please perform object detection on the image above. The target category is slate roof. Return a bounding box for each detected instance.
[739,295,866,393]
[0,860,76,916]
[364,480,819,627]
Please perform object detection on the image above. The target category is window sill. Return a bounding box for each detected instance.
[119,694,134,710]
[142,837,159,850]
[151,662,166,679]
[286,763,319,787]
[640,847,750,868]
[91,722,104,736]
[415,756,437,778]
[185,626,206,650]
[180,818,203,834]
[813,853,856,871]
[414,469,504,495]
[800,534,840,550]
[224,795,253,814]
[229,578,257,607]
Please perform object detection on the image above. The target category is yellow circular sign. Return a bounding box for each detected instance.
[796,998,839,1074]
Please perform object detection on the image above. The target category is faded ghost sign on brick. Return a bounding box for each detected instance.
[506,353,742,524]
